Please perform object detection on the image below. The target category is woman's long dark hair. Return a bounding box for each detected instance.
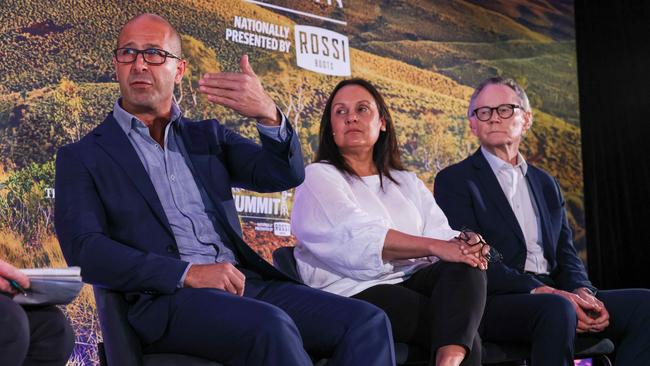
[315,78,405,185]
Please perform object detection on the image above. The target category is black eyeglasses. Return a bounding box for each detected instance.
[113,48,182,65]
[456,229,503,263]
[472,104,521,122]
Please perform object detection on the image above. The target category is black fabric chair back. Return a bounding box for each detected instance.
[272,246,301,280]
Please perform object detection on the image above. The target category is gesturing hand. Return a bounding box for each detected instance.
[198,54,279,125]
[183,262,246,296]
[0,259,30,295]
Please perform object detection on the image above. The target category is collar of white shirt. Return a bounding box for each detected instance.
[481,146,528,177]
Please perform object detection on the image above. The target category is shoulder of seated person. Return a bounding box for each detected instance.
[396,169,417,182]
[305,162,340,176]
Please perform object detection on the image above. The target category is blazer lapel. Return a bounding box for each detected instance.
[176,120,235,237]
[93,115,173,237]
[525,169,554,260]
[471,150,526,245]
[176,119,295,281]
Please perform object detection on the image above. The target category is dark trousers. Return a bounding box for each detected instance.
[141,275,395,366]
[480,288,650,366]
[0,294,75,366]
[352,261,487,366]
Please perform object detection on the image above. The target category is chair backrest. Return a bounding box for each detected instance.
[574,336,614,363]
[272,246,301,280]
[93,286,144,366]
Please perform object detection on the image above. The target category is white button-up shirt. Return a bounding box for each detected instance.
[292,163,459,297]
[481,147,549,274]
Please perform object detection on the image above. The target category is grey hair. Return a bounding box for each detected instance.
[467,77,531,119]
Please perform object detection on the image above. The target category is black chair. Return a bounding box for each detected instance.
[273,246,614,366]
[482,336,614,366]
[93,286,222,366]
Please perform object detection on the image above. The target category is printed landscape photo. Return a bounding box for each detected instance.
[0,1,580,364]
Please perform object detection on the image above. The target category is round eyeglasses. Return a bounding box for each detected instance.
[457,229,503,263]
[472,104,521,122]
[114,48,182,65]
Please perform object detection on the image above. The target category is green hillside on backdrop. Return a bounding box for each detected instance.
[0,0,585,256]
[269,0,579,125]
[0,2,583,364]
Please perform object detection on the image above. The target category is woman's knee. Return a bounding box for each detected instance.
[439,261,486,280]
[436,262,488,294]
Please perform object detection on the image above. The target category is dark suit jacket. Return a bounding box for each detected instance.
[434,149,594,296]
[54,113,304,343]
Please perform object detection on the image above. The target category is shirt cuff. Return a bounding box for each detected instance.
[178,263,192,288]
[256,108,288,142]
[530,284,549,294]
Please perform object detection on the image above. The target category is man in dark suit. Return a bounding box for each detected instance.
[54,13,394,365]
[434,77,650,365]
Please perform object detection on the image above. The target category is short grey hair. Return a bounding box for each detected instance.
[467,77,531,119]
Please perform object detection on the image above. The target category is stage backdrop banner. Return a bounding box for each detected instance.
[0,1,580,364]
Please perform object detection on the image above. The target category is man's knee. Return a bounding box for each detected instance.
[0,298,30,356]
[605,288,650,326]
[356,299,389,324]
[536,294,577,329]
[342,299,391,334]
[254,304,301,341]
[27,306,75,361]
[631,289,650,315]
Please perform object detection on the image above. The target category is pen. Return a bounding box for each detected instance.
[9,280,28,296]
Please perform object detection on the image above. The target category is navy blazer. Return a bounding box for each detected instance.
[54,113,304,342]
[434,149,594,295]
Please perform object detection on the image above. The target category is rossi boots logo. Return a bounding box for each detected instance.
[294,25,350,76]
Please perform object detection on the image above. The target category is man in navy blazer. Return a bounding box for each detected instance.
[434,77,650,365]
[54,13,394,365]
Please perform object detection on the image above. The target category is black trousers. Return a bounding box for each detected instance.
[0,294,75,366]
[352,261,487,366]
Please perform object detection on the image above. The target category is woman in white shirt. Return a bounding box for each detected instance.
[291,79,488,366]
